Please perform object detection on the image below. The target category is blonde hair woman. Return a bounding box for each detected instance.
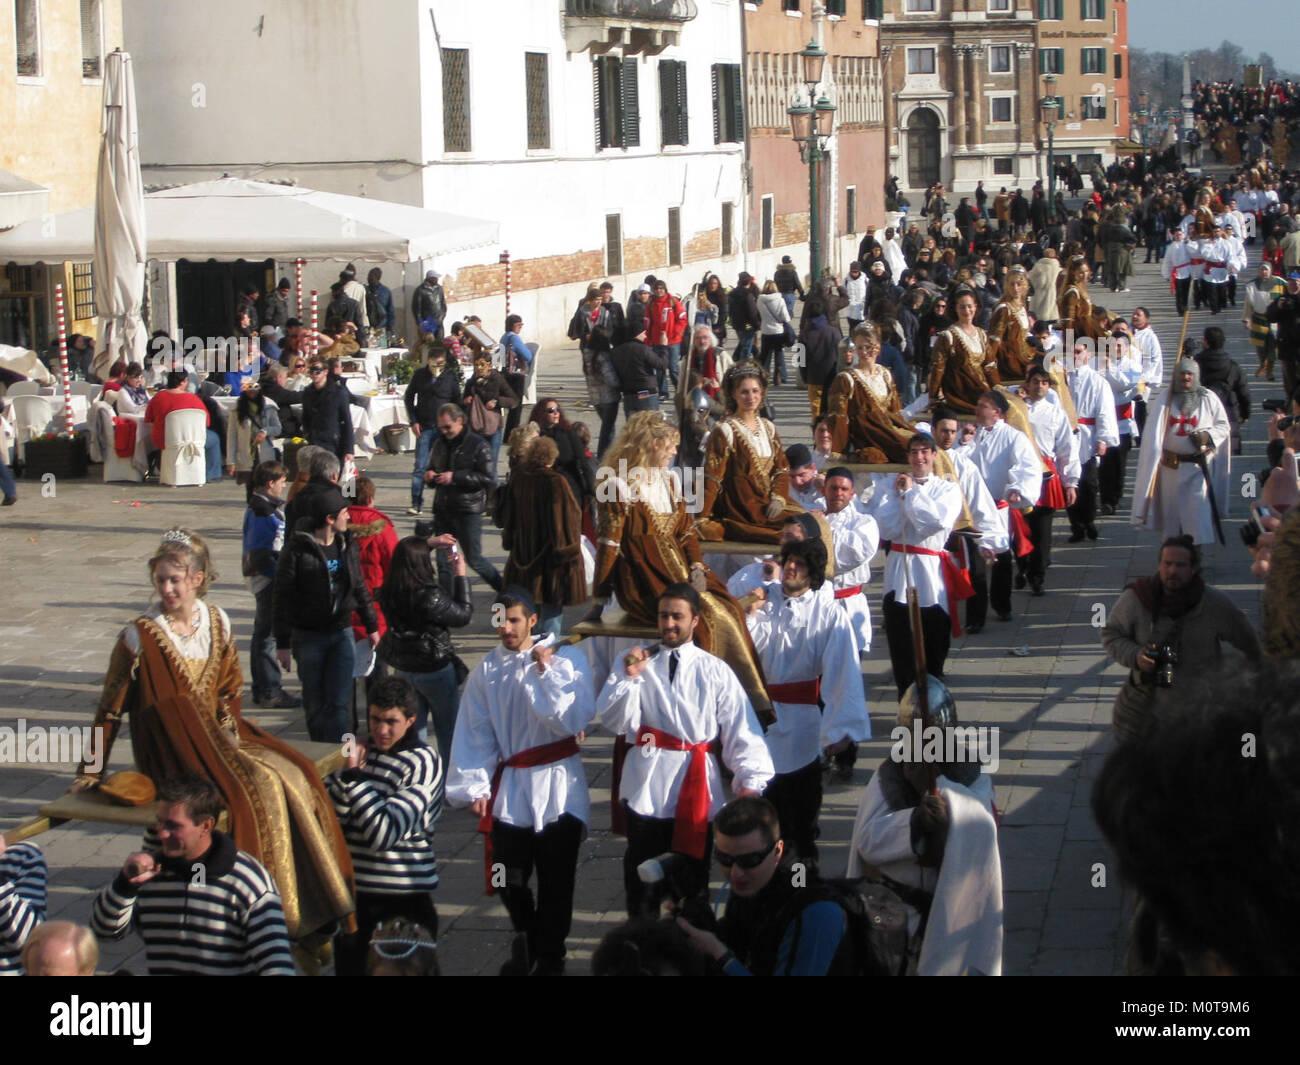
[591,411,771,716]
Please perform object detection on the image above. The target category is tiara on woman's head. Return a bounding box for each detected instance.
[161,529,192,547]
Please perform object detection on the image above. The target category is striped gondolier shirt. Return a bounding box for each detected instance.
[0,841,46,974]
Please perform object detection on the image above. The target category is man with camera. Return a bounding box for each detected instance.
[1265,269,1300,402]
[1101,536,1260,744]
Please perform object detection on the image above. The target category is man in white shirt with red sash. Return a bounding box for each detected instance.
[930,408,1008,636]
[822,466,880,656]
[745,538,870,869]
[873,432,972,697]
[964,391,1041,625]
[1020,362,1079,597]
[1161,228,1195,316]
[1065,340,1120,542]
[447,589,595,976]
[597,583,774,917]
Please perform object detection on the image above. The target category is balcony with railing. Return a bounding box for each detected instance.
[565,0,698,56]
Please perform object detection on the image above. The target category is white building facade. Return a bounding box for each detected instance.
[125,0,748,346]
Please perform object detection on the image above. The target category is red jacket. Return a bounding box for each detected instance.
[348,504,398,639]
[646,294,688,346]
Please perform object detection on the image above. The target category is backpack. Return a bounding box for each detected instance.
[768,876,917,976]
[567,306,589,342]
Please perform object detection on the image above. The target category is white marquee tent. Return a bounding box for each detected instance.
[0,177,499,263]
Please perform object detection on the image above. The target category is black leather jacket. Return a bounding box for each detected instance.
[426,427,494,514]
[378,576,473,673]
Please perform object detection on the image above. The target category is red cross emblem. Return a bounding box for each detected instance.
[1169,413,1197,436]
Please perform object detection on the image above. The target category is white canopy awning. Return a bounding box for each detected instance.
[0,177,498,263]
[0,169,49,230]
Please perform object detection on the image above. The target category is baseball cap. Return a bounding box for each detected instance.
[311,485,349,524]
[1289,271,1300,281]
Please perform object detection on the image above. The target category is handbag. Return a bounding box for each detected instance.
[468,392,502,436]
[782,321,798,347]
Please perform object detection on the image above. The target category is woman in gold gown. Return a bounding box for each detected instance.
[825,322,914,463]
[73,529,354,939]
[590,412,771,715]
[697,362,804,544]
[1057,255,1099,343]
[988,265,1035,381]
[927,288,1001,415]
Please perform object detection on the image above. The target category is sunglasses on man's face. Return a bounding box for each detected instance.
[715,840,776,870]
[309,366,326,375]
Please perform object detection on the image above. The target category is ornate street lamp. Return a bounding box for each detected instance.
[787,40,836,284]
[1040,72,1060,206]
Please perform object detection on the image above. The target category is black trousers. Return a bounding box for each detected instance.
[968,544,1013,624]
[883,590,951,699]
[948,534,987,630]
[1135,398,1149,437]
[334,890,439,976]
[1019,505,1056,584]
[1204,282,1226,314]
[1174,277,1190,315]
[623,806,711,919]
[763,757,824,871]
[492,814,583,964]
[1067,457,1100,534]
[1098,433,1132,507]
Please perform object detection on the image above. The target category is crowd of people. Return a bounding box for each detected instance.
[6,107,1300,975]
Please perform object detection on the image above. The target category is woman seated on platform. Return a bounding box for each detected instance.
[71,528,355,940]
[588,411,771,717]
[825,322,915,465]
[696,362,805,544]
[927,288,1000,416]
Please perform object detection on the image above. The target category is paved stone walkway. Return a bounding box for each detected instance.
[0,233,1267,975]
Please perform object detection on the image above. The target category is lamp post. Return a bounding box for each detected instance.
[1040,72,1060,207]
[787,40,836,285]
[1136,89,1150,170]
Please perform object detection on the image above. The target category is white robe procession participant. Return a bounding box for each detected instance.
[726,512,834,605]
[1021,365,1080,595]
[1098,334,1143,516]
[1161,229,1195,315]
[872,432,971,696]
[745,537,870,869]
[1130,306,1163,432]
[1132,357,1232,546]
[964,391,1041,626]
[596,583,774,918]
[928,410,1009,635]
[1065,341,1120,541]
[447,591,596,976]
[846,684,1002,976]
[786,443,827,512]
[822,466,881,655]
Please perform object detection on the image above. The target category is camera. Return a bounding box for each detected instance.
[1278,415,1300,432]
[1147,642,1177,689]
[1263,398,1289,414]
[636,851,712,926]
[414,519,436,540]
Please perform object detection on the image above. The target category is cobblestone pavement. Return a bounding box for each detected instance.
[0,239,1266,976]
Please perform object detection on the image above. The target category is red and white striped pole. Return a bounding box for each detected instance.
[296,258,304,316]
[309,290,319,358]
[54,283,74,438]
[500,250,511,317]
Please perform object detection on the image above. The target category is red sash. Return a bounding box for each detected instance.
[1116,402,1133,421]
[1038,455,1066,510]
[479,735,581,895]
[897,544,976,637]
[766,678,822,705]
[833,584,863,599]
[1077,417,1096,425]
[996,500,1035,558]
[113,417,137,458]
[636,726,712,860]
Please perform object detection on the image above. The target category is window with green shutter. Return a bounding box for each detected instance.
[712,63,744,144]
[659,60,689,147]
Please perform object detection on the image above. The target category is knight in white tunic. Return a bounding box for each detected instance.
[1132,357,1231,545]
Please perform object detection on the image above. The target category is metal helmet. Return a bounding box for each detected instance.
[689,387,711,417]
[897,675,958,730]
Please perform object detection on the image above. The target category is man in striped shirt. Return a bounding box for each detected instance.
[327,676,443,976]
[90,775,295,976]
[0,833,46,974]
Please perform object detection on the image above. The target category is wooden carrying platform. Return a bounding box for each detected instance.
[572,613,658,640]
[7,741,344,844]
[844,463,910,474]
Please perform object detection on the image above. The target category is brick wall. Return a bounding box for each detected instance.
[774,212,810,247]
[624,236,668,276]
[451,250,604,302]
[684,228,721,263]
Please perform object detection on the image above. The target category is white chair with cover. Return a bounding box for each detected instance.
[94,400,143,483]
[6,380,40,397]
[160,408,207,487]
[70,381,100,402]
[9,394,53,464]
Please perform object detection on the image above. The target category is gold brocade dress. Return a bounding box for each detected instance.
[988,302,1034,381]
[698,417,804,543]
[595,471,770,713]
[927,325,1000,415]
[80,601,355,938]
[825,364,913,464]
[1057,285,1097,342]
